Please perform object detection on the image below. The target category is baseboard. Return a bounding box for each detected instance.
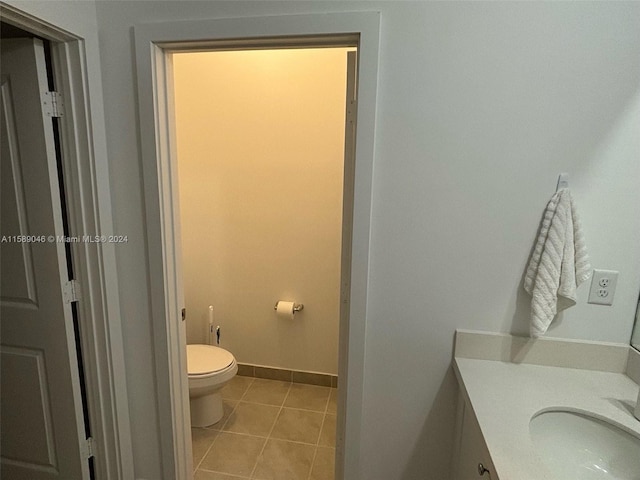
[237,363,338,388]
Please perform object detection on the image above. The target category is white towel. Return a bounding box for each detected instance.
[524,188,591,337]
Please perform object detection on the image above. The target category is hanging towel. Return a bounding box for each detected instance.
[524,188,591,337]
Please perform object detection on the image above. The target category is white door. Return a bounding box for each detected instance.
[0,38,89,480]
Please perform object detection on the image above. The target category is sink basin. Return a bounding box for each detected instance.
[529,409,640,480]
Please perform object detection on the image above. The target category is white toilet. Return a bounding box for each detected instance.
[187,344,238,427]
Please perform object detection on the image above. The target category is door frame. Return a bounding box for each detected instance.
[134,12,380,480]
[0,4,134,479]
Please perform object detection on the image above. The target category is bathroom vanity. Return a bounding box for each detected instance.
[451,330,640,480]
[453,393,495,480]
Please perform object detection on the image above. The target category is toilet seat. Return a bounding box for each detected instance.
[187,344,235,377]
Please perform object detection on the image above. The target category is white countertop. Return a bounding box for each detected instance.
[454,357,640,480]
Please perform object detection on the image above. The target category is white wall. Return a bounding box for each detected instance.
[173,49,346,374]
[92,2,640,479]
[634,304,640,349]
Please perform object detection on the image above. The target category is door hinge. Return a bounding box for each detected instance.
[81,437,95,459]
[63,279,80,303]
[346,99,357,125]
[43,91,64,118]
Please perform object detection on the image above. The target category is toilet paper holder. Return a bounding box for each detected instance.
[273,302,304,312]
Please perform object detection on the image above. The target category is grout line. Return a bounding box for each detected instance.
[323,388,331,414]
[194,377,255,474]
[200,468,251,480]
[306,446,319,480]
[317,417,327,446]
[198,468,251,479]
[309,386,337,479]
[193,428,219,473]
[269,404,329,414]
[308,399,329,480]
[249,380,293,479]
[238,376,255,402]
[219,376,255,431]
[207,431,269,440]
[200,429,322,446]
[234,399,297,409]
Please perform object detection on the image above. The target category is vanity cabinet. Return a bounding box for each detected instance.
[452,393,497,480]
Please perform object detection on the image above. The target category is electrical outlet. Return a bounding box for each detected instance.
[588,269,618,306]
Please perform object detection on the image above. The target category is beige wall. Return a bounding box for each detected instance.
[173,48,349,375]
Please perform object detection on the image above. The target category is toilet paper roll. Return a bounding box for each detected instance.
[276,301,295,320]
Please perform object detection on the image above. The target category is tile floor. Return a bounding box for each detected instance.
[192,376,337,480]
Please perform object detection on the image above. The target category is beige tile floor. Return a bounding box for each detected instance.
[192,376,337,480]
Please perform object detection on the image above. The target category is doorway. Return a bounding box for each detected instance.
[134,12,379,479]
[172,46,355,479]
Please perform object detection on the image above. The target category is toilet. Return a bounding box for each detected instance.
[187,344,238,427]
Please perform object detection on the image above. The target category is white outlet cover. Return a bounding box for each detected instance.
[587,269,619,306]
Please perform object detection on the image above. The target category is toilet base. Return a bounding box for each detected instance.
[190,392,224,427]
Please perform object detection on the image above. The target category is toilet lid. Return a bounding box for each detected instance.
[187,344,234,375]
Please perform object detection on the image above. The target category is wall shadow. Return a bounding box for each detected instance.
[401,367,458,480]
